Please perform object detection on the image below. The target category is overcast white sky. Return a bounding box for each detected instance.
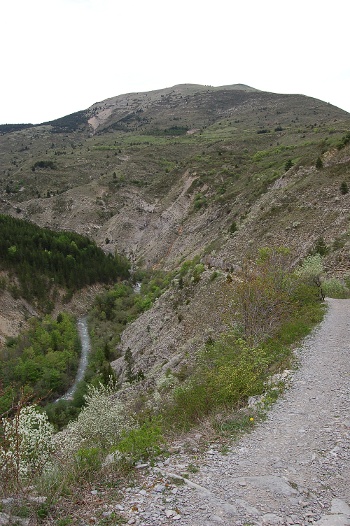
[1,0,349,124]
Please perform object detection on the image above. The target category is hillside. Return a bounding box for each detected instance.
[1,84,350,524]
[112,299,350,526]
[0,83,350,369]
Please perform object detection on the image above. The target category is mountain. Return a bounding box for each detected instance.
[1,83,350,356]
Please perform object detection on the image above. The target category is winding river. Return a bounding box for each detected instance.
[57,316,91,401]
[57,281,141,402]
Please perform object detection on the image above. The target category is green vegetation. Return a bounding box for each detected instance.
[88,270,173,366]
[1,85,350,520]
[340,181,349,194]
[32,160,57,170]
[0,248,334,521]
[0,214,130,309]
[116,419,164,461]
[161,248,325,430]
[322,278,350,298]
[193,193,207,210]
[150,126,189,136]
[44,109,89,132]
[312,237,329,256]
[229,220,237,234]
[284,159,293,171]
[336,131,350,150]
[0,313,80,412]
[0,123,34,134]
[315,156,323,169]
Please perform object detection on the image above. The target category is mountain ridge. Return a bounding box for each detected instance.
[0,83,350,346]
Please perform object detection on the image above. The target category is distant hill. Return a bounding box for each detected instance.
[0,82,350,343]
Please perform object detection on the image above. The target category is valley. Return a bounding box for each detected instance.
[0,84,350,524]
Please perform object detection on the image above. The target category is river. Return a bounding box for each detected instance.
[57,316,91,401]
[58,282,140,402]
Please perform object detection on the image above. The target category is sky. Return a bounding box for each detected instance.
[1,0,349,124]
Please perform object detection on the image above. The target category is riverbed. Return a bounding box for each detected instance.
[57,316,91,401]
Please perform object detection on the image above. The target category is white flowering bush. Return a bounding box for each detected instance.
[0,405,55,485]
[56,381,131,458]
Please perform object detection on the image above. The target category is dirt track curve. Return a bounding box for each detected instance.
[121,298,350,526]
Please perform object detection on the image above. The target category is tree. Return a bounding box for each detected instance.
[340,181,349,195]
[315,156,323,169]
[313,237,328,256]
[229,221,237,234]
[284,159,293,171]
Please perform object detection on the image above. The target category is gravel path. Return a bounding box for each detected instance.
[120,299,350,526]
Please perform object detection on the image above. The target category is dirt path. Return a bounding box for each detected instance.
[121,299,350,525]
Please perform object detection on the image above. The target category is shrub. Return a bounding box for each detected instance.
[57,381,130,456]
[284,159,293,171]
[313,237,328,256]
[340,181,349,195]
[193,193,207,211]
[322,278,350,298]
[0,405,55,488]
[74,447,102,480]
[295,253,324,297]
[232,247,296,344]
[337,132,350,150]
[165,336,269,430]
[116,420,164,462]
[229,221,237,234]
[192,263,205,283]
[315,156,323,169]
[205,337,269,405]
[32,160,57,170]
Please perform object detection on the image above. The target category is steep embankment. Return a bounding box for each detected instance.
[118,298,350,526]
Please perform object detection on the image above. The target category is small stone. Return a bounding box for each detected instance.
[139,490,147,496]
[154,484,165,493]
[261,513,283,524]
[135,463,149,469]
[173,515,181,520]
[29,496,47,503]
[115,504,124,511]
[165,509,175,518]
[91,490,98,496]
